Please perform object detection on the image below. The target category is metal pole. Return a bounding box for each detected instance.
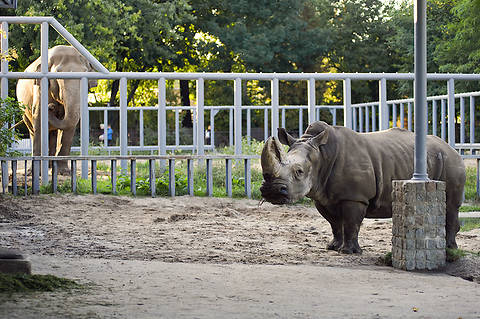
[343,78,352,129]
[379,78,388,130]
[196,78,205,156]
[412,0,428,180]
[120,77,128,172]
[80,77,89,179]
[271,78,279,138]
[158,78,166,170]
[234,78,242,155]
[40,21,49,185]
[308,78,316,124]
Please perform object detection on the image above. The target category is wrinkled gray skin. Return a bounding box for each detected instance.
[16,45,97,174]
[260,121,465,254]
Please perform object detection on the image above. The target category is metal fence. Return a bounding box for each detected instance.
[2,16,480,197]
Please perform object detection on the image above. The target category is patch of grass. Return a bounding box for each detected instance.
[377,251,393,266]
[446,248,480,262]
[464,167,478,201]
[459,217,480,232]
[459,205,480,212]
[0,273,81,293]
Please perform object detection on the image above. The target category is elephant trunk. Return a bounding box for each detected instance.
[48,79,81,130]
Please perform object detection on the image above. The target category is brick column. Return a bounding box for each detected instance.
[391,180,446,270]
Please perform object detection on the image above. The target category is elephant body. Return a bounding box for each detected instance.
[16,45,97,173]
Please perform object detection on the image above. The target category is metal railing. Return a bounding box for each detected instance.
[3,16,480,198]
[0,155,258,198]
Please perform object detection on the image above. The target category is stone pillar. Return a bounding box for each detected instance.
[391,180,446,270]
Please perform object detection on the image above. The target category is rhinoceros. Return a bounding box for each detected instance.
[260,121,465,254]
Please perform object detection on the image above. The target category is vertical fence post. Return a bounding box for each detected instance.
[271,78,279,138]
[80,77,89,179]
[32,159,40,195]
[206,158,213,196]
[460,97,465,148]
[447,78,455,148]
[379,78,388,131]
[1,21,8,132]
[400,103,405,129]
[40,21,49,185]
[187,158,194,196]
[149,159,156,198]
[1,160,6,193]
[470,96,475,145]
[308,78,316,125]
[168,159,175,197]
[120,77,128,172]
[299,108,303,135]
[234,78,242,155]
[408,102,412,131]
[139,109,144,149]
[158,78,167,170]
[225,158,232,197]
[71,160,77,193]
[11,160,16,196]
[244,158,251,199]
[343,78,352,129]
[52,160,58,193]
[130,159,136,196]
[91,159,97,195]
[432,100,437,136]
[111,159,116,195]
[441,99,446,141]
[247,108,251,144]
[196,78,205,156]
[264,108,269,140]
[229,108,233,146]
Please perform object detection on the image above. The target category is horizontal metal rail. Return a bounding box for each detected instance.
[6,71,480,81]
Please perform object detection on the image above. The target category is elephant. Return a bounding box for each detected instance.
[16,45,97,174]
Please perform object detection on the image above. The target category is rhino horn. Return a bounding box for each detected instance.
[261,136,286,175]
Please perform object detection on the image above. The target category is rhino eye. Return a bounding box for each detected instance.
[263,173,272,181]
[295,169,304,178]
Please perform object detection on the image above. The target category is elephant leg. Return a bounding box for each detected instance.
[49,130,58,156]
[55,127,75,174]
[339,201,367,254]
[315,201,343,251]
[446,202,460,249]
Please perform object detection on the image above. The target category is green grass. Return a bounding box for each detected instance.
[0,273,81,293]
[459,205,480,212]
[459,217,480,232]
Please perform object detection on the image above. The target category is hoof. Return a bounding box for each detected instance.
[339,244,362,254]
[327,239,343,251]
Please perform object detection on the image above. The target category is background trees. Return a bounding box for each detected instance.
[2,0,478,143]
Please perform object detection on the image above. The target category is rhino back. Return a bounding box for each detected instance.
[322,127,464,217]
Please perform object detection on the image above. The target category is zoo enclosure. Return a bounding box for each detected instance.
[2,16,480,197]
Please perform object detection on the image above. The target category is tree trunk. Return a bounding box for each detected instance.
[127,80,140,106]
[180,80,193,128]
[110,80,119,106]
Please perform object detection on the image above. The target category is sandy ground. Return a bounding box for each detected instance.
[0,194,479,318]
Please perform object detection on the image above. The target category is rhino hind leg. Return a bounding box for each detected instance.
[338,201,367,254]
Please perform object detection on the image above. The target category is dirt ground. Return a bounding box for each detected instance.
[0,194,479,318]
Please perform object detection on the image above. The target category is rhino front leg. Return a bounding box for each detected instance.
[339,201,367,254]
[315,202,343,250]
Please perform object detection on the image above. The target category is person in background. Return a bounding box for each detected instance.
[107,124,113,144]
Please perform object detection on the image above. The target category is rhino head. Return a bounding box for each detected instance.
[260,124,330,205]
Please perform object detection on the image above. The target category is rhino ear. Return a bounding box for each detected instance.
[277,128,297,146]
[310,130,328,147]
